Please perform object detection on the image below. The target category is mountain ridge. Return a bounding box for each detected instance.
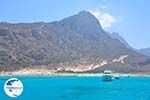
[0,11,150,73]
[140,47,150,56]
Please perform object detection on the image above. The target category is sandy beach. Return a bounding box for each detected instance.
[0,68,150,77]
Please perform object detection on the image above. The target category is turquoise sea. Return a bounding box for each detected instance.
[0,76,150,100]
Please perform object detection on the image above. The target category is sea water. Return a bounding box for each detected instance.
[0,76,150,100]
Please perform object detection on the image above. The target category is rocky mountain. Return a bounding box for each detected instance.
[109,32,141,53]
[0,11,150,73]
[109,32,132,49]
[140,47,150,56]
[109,32,150,57]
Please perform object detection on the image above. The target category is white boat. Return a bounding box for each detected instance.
[102,70,113,81]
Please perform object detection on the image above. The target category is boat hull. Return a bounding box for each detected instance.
[102,75,113,81]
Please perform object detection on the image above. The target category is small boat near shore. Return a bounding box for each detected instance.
[102,70,113,81]
[114,76,120,79]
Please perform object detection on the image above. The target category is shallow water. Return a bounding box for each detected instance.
[0,76,150,100]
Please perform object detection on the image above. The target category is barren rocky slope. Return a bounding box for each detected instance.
[0,11,150,73]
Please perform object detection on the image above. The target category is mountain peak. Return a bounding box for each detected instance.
[0,11,150,73]
[60,10,103,28]
[77,10,93,16]
[75,10,101,26]
[60,11,104,40]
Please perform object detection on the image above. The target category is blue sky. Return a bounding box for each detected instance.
[0,0,150,49]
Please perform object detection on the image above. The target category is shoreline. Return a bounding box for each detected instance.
[1,72,150,77]
[0,68,150,77]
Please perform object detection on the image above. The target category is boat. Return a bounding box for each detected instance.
[114,74,120,79]
[114,76,120,79]
[127,74,130,77]
[102,70,113,81]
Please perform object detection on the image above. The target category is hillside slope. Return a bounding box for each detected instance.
[0,11,150,73]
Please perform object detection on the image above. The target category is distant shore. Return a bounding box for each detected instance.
[1,73,150,77]
[0,68,150,77]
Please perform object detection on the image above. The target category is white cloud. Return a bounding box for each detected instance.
[90,9,117,28]
[101,5,107,9]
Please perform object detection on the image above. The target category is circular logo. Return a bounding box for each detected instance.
[4,78,23,97]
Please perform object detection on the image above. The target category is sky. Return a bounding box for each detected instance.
[0,0,150,49]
